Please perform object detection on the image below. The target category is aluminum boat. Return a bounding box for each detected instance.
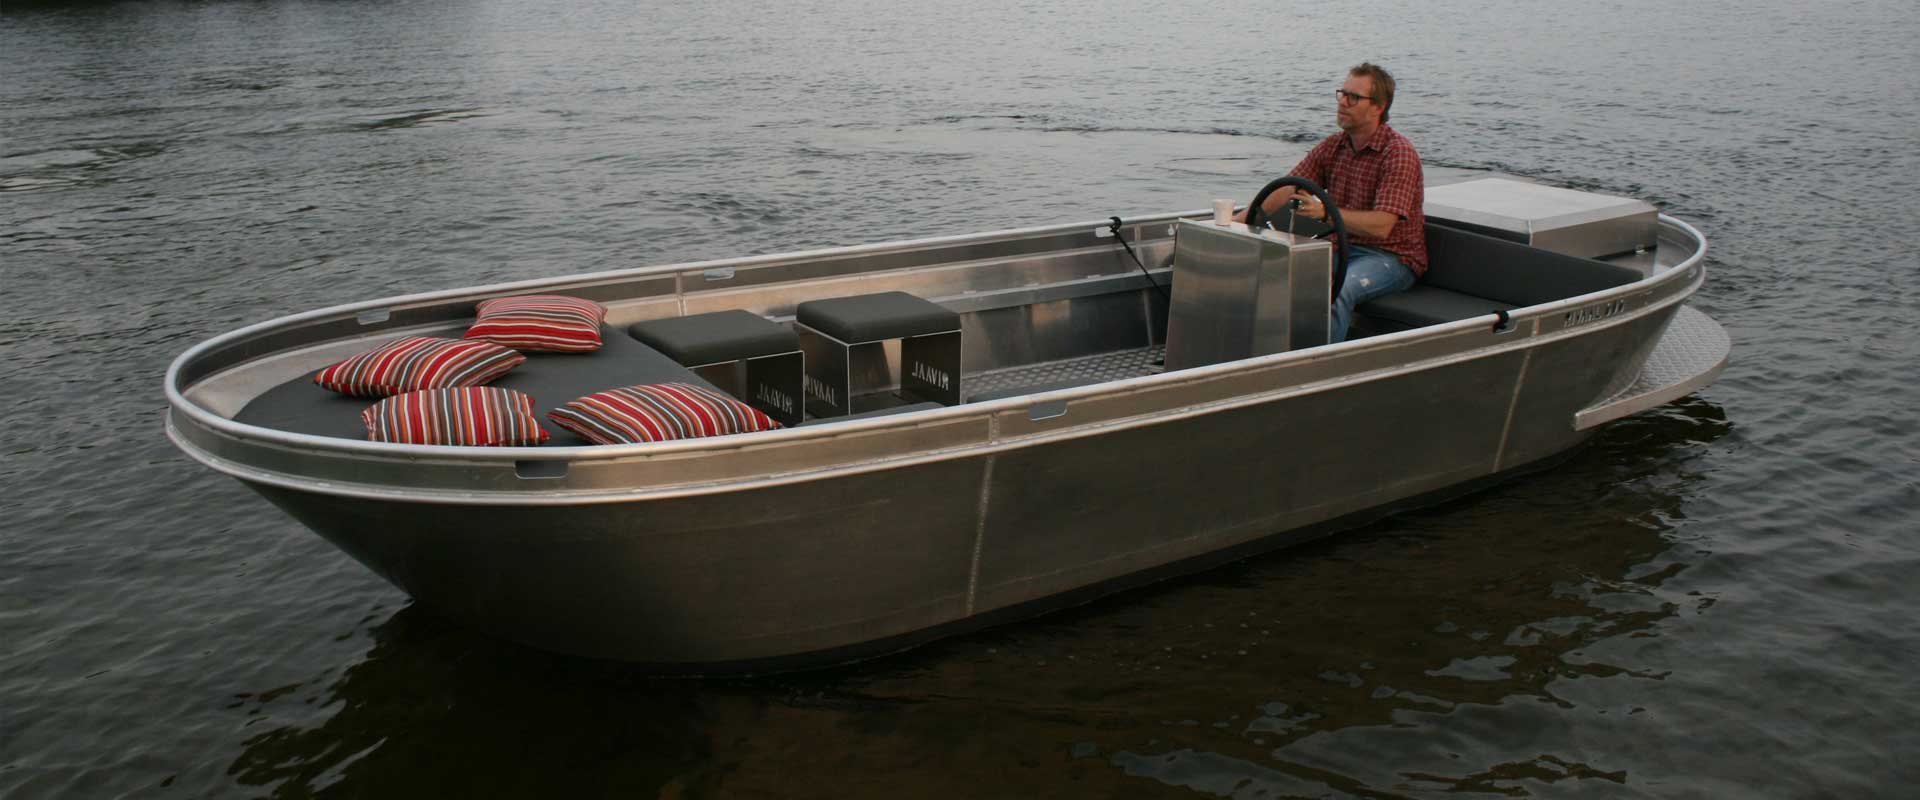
[164,177,1729,672]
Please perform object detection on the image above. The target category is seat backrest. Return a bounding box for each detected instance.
[1421,223,1643,307]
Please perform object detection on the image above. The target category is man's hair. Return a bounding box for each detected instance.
[1351,62,1395,124]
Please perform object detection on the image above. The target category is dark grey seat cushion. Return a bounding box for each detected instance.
[235,326,714,446]
[796,291,959,343]
[628,310,797,366]
[1359,286,1517,331]
[795,401,943,427]
[1355,223,1642,330]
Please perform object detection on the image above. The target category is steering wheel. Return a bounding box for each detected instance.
[1246,176,1349,300]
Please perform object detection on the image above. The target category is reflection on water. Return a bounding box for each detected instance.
[229,399,1729,797]
[228,610,719,796]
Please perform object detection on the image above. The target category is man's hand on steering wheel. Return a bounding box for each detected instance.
[1237,188,1319,224]
[1294,193,1329,222]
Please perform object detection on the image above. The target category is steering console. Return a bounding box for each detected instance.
[1245,176,1350,300]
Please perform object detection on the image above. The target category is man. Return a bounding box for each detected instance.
[1237,62,1425,342]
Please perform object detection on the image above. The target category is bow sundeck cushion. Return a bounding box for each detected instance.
[1356,223,1644,333]
[237,326,716,446]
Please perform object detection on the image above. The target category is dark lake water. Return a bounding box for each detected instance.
[5,0,1919,796]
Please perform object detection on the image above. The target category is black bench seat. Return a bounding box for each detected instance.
[234,325,715,446]
[1354,223,1644,335]
[1360,286,1518,331]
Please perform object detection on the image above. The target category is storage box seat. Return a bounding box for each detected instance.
[1354,223,1644,333]
[795,291,962,417]
[235,325,715,446]
[627,310,805,427]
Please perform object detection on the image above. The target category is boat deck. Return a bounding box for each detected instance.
[963,345,1165,402]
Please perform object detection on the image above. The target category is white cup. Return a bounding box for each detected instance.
[1212,198,1234,226]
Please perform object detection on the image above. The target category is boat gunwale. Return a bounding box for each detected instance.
[164,214,1708,484]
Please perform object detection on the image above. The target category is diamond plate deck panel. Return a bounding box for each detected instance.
[1575,305,1730,429]
[965,345,1165,400]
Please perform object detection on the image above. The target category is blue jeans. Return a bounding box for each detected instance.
[1331,245,1416,342]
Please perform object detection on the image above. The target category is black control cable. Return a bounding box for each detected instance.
[1108,216,1170,302]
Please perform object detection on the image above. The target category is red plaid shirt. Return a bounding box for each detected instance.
[1288,124,1427,275]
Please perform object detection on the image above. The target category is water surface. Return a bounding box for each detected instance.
[4,0,1918,797]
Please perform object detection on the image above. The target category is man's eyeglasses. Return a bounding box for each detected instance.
[1335,89,1374,105]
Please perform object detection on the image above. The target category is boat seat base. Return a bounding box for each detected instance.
[796,291,962,417]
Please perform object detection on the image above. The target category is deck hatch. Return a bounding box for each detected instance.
[1426,178,1657,260]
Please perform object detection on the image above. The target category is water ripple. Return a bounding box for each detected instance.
[5,0,1920,797]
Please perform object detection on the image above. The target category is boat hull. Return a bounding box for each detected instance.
[165,207,1722,671]
[232,304,1679,668]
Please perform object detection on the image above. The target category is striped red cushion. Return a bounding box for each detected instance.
[463,294,608,353]
[362,387,550,446]
[314,336,525,397]
[548,382,781,444]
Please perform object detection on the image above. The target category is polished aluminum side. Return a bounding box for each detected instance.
[165,209,1723,670]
